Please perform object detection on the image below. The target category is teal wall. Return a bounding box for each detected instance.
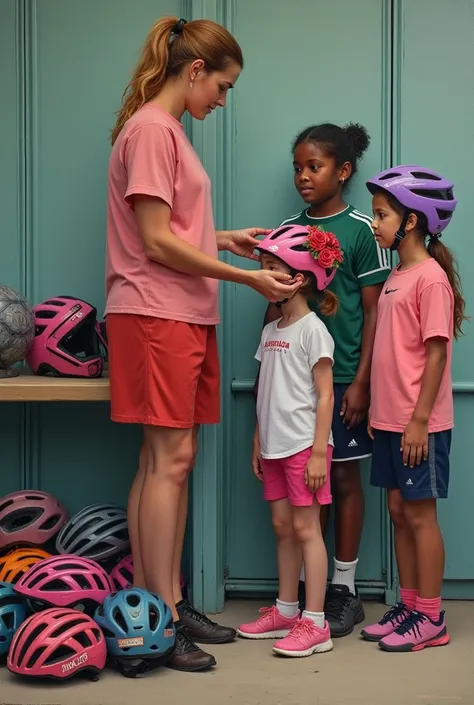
[1,0,473,612]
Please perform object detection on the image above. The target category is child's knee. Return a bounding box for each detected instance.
[272,513,293,539]
[292,509,317,543]
[331,462,362,500]
[388,490,405,527]
[403,499,437,531]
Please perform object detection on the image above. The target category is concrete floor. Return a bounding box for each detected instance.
[1,599,473,705]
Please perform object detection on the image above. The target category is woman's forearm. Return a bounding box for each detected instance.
[146,227,251,283]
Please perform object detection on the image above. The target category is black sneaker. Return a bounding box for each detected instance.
[324,584,365,638]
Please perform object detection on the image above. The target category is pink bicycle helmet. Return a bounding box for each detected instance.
[0,490,67,550]
[14,554,113,615]
[257,224,343,291]
[7,607,106,680]
[110,553,185,592]
[26,296,103,378]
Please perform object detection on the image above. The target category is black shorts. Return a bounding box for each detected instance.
[332,384,373,463]
[370,429,451,500]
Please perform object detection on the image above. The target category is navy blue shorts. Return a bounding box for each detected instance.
[332,384,373,463]
[371,429,451,500]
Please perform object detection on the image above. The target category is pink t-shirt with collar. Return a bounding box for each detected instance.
[105,104,220,325]
[370,257,454,434]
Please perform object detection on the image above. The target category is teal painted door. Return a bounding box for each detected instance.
[223,0,392,596]
[394,0,474,598]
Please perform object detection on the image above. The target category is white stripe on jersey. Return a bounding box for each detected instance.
[349,210,390,270]
[279,213,303,226]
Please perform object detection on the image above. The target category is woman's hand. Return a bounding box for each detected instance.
[305,452,327,493]
[247,269,301,303]
[251,432,263,481]
[217,228,270,261]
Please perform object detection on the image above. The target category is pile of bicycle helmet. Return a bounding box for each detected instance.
[0,489,178,681]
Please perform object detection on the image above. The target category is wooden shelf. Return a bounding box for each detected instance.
[0,369,110,402]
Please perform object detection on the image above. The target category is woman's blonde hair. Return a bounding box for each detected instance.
[111,16,243,144]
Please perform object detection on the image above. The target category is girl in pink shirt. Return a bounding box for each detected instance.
[361,165,466,653]
[105,16,300,674]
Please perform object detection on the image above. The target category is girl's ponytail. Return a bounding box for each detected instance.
[318,289,338,317]
[427,237,467,339]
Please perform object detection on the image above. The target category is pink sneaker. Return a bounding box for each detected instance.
[379,610,450,652]
[237,606,299,639]
[272,617,333,657]
[361,602,411,642]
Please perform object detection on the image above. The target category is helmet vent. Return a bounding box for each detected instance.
[52,618,85,638]
[26,645,46,668]
[36,310,57,319]
[379,172,401,180]
[149,604,159,630]
[112,606,127,632]
[411,171,441,181]
[126,593,140,608]
[410,188,454,202]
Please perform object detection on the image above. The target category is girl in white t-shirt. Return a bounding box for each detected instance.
[238,223,343,658]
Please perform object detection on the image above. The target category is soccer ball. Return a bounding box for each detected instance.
[0,286,35,376]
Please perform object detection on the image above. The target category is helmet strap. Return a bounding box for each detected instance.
[390,211,411,251]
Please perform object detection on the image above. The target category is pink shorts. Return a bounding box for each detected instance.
[261,446,333,507]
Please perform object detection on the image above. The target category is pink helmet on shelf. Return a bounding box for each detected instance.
[14,554,114,615]
[110,553,185,592]
[26,296,103,378]
[257,224,343,291]
[0,490,67,551]
[7,607,106,680]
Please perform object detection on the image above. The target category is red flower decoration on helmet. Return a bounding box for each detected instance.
[304,226,344,269]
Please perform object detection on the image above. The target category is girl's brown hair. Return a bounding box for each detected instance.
[383,191,467,338]
[111,16,243,144]
[302,277,339,316]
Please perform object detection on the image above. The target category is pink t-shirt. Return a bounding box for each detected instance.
[105,104,219,325]
[370,257,454,433]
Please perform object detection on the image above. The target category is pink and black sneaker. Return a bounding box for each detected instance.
[379,610,450,652]
[361,602,411,642]
[237,606,299,639]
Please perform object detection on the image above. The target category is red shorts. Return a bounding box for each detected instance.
[106,314,220,428]
[261,446,333,507]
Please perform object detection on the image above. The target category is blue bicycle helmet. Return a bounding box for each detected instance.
[94,588,175,677]
[0,581,28,656]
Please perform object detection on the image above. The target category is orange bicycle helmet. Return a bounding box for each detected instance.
[0,547,51,583]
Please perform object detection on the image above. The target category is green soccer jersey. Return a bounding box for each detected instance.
[280,206,391,383]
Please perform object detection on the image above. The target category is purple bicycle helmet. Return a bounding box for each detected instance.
[367,165,456,248]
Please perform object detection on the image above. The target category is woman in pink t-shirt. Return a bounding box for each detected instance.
[105,16,299,673]
[361,165,466,653]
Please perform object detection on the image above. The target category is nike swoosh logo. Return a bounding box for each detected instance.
[384,288,399,294]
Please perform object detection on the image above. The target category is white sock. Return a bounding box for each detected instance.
[276,598,299,619]
[299,566,305,581]
[332,558,358,595]
[302,610,325,629]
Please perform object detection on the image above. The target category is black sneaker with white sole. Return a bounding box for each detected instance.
[324,584,365,638]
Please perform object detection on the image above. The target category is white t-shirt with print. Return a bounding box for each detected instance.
[255,312,335,459]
